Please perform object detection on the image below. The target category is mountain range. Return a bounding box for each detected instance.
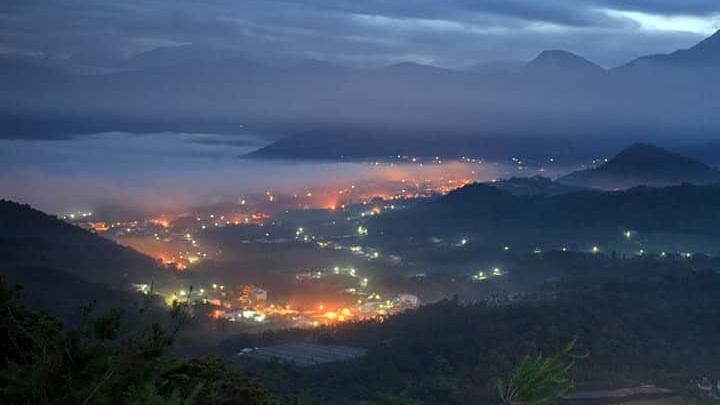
[2,31,720,142]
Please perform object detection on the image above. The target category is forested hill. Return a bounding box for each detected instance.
[372,182,720,237]
[0,200,167,286]
[558,143,720,189]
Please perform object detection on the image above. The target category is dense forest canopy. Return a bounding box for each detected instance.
[373,182,720,237]
[0,279,274,405]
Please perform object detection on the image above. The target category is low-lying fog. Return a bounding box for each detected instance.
[0,132,547,216]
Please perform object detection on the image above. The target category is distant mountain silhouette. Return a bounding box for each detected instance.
[245,126,618,162]
[3,31,720,141]
[123,44,235,69]
[466,60,525,74]
[524,50,605,77]
[557,143,720,189]
[380,61,456,75]
[618,29,720,71]
[372,61,470,87]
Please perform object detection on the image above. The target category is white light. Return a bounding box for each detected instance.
[605,9,720,36]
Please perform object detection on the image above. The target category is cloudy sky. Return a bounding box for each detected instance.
[1,0,719,69]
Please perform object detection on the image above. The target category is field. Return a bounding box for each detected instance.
[238,343,367,366]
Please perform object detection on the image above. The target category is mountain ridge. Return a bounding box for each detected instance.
[4,31,720,140]
[0,200,172,287]
[372,180,720,239]
[617,29,720,71]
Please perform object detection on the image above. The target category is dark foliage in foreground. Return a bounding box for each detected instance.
[497,339,587,405]
[0,279,273,405]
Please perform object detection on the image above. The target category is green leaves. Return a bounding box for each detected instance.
[497,339,588,405]
[0,279,272,405]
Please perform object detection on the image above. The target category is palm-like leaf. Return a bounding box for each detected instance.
[497,339,588,405]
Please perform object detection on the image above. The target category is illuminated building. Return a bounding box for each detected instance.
[252,288,268,302]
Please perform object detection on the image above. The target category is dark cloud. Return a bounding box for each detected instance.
[0,0,718,69]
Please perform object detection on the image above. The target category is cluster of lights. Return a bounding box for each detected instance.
[472,267,503,281]
[61,211,93,220]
